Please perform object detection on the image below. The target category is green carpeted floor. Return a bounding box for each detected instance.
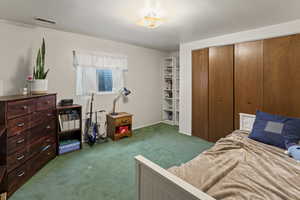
[10,123,213,200]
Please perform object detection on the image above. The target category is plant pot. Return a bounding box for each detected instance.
[31,79,48,94]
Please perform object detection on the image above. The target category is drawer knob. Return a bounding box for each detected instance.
[17,171,25,177]
[16,139,25,144]
[22,106,28,110]
[17,155,25,160]
[47,113,52,117]
[46,125,51,129]
[17,123,25,127]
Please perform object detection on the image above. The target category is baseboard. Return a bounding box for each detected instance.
[81,121,171,143]
[133,121,163,130]
[179,129,191,136]
[81,121,189,141]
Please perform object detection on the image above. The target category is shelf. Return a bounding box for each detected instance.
[57,104,81,110]
[162,56,179,127]
[59,149,80,155]
[59,128,81,134]
[57,105,82,155]
[115,123,131,128]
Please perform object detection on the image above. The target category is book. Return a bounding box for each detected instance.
[59,113,81,132]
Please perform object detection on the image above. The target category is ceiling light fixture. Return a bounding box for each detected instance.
[137,8,165,29]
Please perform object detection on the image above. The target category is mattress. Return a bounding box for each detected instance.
[168,130,300,200]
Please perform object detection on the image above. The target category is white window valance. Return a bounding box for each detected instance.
[73,50,127,96]
[73,50,128,71]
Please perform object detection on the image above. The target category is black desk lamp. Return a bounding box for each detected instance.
[111,87,131,115]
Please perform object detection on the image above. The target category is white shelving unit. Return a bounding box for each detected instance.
[162,56,180,126]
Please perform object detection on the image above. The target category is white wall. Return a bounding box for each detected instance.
[0,20,167,129]
[169,51,179,57]
[179,19,300,135]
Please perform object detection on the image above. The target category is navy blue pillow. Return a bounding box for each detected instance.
[249,111,300,149]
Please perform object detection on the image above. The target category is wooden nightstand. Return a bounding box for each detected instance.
[106,112,133,141]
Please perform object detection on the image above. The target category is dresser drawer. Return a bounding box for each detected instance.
[28,136,56,159]
[30,145,56,175]
[7,131,27,155]
[42,109,56,119]
[115,116,132,126]
[36,95,56,111]
[31,109,56,129]
[7,148,28,172]
[28,120,56,143]
[7,163,29,193]
[7,99,35,120]
[7,115,30,137]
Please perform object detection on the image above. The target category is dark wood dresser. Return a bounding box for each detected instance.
[0,94,57,197]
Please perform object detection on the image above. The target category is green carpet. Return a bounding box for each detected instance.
[11,123,213,200]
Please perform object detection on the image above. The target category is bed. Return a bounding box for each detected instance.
[135,113,300,200]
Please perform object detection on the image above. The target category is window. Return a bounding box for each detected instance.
[97,69,113,92]
[73,51,127,96]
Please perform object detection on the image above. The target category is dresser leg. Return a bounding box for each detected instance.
[0,193,7,200]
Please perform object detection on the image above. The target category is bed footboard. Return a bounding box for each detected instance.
[135,155,216,200]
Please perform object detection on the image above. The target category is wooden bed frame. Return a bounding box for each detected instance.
[135,113,256,200]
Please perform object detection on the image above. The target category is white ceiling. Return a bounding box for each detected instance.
[1,0,300,51]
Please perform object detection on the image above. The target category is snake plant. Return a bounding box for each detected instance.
[33,38,49,79]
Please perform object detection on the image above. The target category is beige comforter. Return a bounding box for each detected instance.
[168,130,300,200]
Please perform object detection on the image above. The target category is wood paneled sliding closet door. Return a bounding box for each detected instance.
[209,45,234,142]
[192,49,209,140]
[234,41,263,129]
[263,34,300,117]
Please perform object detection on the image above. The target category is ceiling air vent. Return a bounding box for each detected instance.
[34,17,56,25]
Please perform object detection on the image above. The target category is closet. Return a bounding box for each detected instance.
[234,41,263,129]
[192,34,300,142]
[192,49,209,140]
[192,45,233,142]
[263,35,300,117]
[208,45,234,142]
